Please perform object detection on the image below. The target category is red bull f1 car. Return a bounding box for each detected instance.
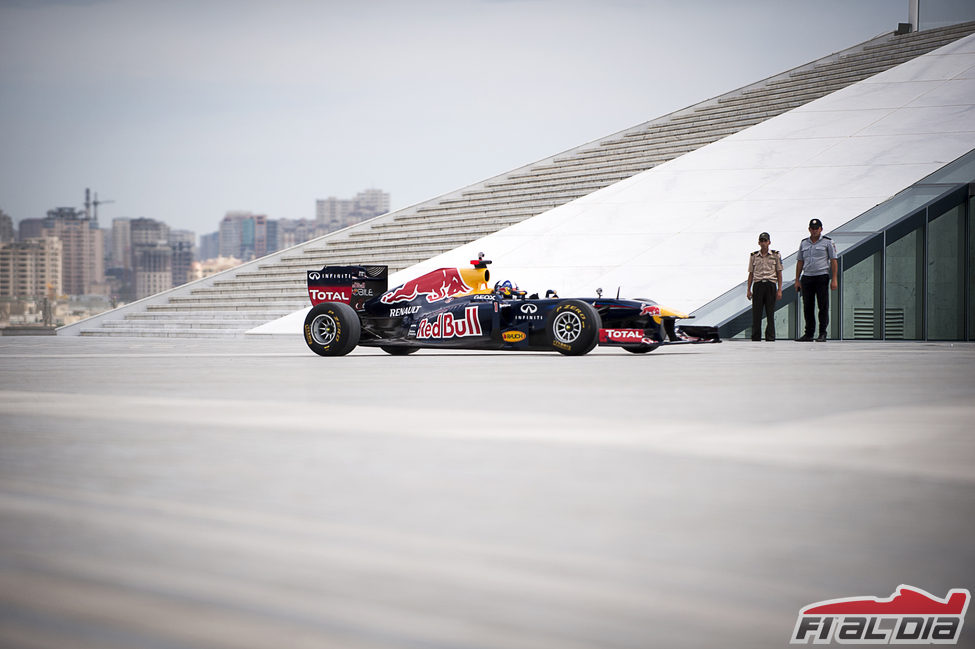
[303,256,720,356]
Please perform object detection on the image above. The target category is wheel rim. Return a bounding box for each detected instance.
[553,311,583,344]
[310,313,338,346]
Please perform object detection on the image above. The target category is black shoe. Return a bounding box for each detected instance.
[798,334,814,341]
[816,334,827,342]
[766,338,775,342]
[752,337,761,342]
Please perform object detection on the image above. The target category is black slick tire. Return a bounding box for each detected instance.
[546,300,601,356]
[304,302,361,356]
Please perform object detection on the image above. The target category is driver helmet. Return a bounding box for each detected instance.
[494,279,515,298]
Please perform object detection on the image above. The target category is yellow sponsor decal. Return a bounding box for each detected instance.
[502,330,526,343]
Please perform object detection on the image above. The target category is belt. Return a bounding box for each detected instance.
[754,279,776,284]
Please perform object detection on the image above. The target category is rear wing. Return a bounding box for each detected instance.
[307,265,388,312]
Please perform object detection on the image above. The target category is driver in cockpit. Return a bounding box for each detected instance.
[494,280,527,299]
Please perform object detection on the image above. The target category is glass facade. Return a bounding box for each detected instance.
[926,203,965,339]
[696,148,975,341]
[886,223,924,340]
[917,0,975,30]
[970,196,975,340]
[842,242,882,339]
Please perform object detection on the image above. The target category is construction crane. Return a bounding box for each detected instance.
[83,188,115,226]
[93,192,114,224]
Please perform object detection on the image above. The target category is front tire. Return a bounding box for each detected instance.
[304,302,360,356]
[546,300,601,356]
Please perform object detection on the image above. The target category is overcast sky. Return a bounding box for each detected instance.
[0,0,912,236]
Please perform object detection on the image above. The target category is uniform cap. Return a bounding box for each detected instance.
[809,218,823,229]
[758,232,770,241]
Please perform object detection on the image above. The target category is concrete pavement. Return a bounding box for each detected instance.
[1,337,973,648]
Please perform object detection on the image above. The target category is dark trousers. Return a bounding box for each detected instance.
[800,274,830,336]
[751,281,776,341]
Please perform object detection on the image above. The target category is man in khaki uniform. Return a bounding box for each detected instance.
[746,232,783,341]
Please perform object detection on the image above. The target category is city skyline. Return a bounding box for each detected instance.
[1,1,914,233]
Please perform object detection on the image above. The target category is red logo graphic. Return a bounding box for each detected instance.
[416,306,483,339]
[598,328,650,344]
[791,585,970,645]
[309,286,351,305]
[640,304,660,316]
[381,268,472,304]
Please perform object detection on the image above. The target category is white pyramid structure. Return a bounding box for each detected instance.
[256,31,975,334]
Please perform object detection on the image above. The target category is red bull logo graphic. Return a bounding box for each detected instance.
[640,304,661,316]
[791,585,970,644]
[381,268,472,304]
[417,306,483,340]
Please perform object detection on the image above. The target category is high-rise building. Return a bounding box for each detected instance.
[315,197,352,231]
[130,217,169,248]
[218,212,276,261]
[169,230,196,288]
[0,237,62,298]
[199,232,219,261]
[18,219,46,241]
[111,218,132,269]
[276,218,327,250]
[133,242,173,299]
[263,219,278,258]
[315,188,390,233]
[127,218,173,299]
[0,210,13,244]
[41,208,105,296]
[219,211,251,259]
[354,188,391,217]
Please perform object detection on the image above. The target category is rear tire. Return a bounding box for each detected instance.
[304,302,360,356]
[380,345,419,356]
[547,300,600,356]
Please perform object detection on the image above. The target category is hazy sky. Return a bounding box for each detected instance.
[0,0,911,236]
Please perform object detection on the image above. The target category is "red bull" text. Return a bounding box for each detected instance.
[416,306,483,340]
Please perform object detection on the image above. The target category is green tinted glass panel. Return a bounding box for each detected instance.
[886,226,924,339]
[843,250,882,339]
[970,197,975,340]
[927,203,965,339]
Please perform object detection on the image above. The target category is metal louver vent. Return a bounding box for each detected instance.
[885,308,905,339]
[853,308,877,339]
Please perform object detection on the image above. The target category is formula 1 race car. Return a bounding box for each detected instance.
[302,255,720,356]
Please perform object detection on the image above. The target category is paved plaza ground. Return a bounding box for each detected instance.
[1,336,973,648]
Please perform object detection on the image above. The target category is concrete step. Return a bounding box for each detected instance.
[124,312,279,322]
[104,319,272,329]
[80,328,248,337]
[146,302,305,312]
[187,289,308,300]
[167,293,306,305]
